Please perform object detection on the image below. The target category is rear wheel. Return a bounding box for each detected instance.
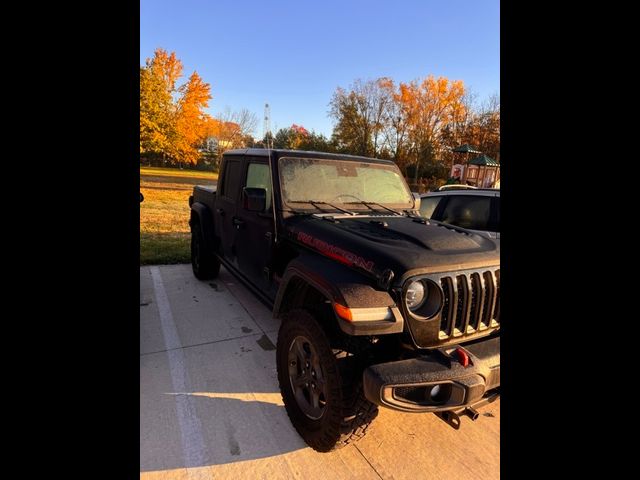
[190,221,220,280]
[277,309,378,452]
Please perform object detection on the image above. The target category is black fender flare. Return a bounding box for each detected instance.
[189,202,216,253]
[274,251,404,335]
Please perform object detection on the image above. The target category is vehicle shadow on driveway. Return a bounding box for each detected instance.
[140,372,378,472]
[140,391,310,472]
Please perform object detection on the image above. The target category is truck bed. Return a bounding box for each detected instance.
[193,185,217,211]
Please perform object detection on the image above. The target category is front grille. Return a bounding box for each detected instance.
[438,269,500,340]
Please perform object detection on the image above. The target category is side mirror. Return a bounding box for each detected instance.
[140,192,144,203]
[412,192,421,211]
[243,187,267,212]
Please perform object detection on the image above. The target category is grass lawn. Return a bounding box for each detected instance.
[140,166,218,265]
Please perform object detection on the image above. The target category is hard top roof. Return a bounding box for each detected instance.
[421,188,500,197]
[223,148,395,165]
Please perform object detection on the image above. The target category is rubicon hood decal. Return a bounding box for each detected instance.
[297,231,375,272]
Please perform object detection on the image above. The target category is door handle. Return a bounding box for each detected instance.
[216,208,225,216]
[232,217,245,228]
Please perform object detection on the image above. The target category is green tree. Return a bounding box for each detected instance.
[269,125,335,153]
[272,127,297,149]
[299,131,335,153]
[329,79,393,157]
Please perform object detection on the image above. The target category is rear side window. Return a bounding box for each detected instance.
[221,159,242,200]
[419,196,441,218]
[440,196,492,231]
[245,163,272,210]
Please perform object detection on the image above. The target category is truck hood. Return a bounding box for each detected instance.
[284,214,500,285]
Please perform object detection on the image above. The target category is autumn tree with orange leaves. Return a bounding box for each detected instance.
[329,76,467,180]
[378,78,410,169]
[140,49,183,156]
[172,72,213,165]
[398,76,466,183]
[214,107,259,152]
[329,76,498,185]
[140,48,214,166]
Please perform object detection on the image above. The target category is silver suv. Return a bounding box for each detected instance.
[419,189,500,238]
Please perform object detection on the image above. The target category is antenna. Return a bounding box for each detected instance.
[263,103,272,149]
[264,102,278,246]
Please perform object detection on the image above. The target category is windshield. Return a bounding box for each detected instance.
[279,157,413,211]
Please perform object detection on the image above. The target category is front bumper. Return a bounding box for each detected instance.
[363,336,500,413]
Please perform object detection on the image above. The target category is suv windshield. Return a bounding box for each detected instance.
[279,157,413,211]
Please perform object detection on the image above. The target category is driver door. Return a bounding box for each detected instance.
[233,159,275,293]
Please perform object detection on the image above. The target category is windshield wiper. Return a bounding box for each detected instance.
[344,201,403,216]
[309,200,357,216]
[403,209,422,218]
[289,200,356,216]
[280,208,308,215]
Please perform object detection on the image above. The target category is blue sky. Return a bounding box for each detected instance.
[141,0,499,138]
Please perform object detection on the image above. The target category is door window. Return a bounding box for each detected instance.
[246,163,272,211]
[221,160,242,200]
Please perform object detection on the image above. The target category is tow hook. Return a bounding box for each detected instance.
[436,410,462,429]
[435,390,499,430]
[436,345,473,368]
[436,407,479,430]
[465,406,480,420]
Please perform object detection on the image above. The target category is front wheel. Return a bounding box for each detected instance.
[277,309,378,452]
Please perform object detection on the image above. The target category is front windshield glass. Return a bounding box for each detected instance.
[279,157,413,211]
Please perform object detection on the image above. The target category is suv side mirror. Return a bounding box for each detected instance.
[140,192,144,203]
[243,187,267,212]
[412,192,421,211]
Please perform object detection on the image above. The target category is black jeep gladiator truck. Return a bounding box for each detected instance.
[189,149,500,452]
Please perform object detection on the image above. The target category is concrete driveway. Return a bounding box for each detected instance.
[140,264,500,479]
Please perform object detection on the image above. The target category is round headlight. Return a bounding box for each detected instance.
[405,280,426,310]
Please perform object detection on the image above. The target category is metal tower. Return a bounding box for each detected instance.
[263,103,272,149]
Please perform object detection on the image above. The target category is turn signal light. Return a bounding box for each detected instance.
[333,303,353,321]
[333,303,394,322]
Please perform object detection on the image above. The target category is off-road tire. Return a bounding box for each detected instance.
[277,309,378,452]
[190,221,220,280]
